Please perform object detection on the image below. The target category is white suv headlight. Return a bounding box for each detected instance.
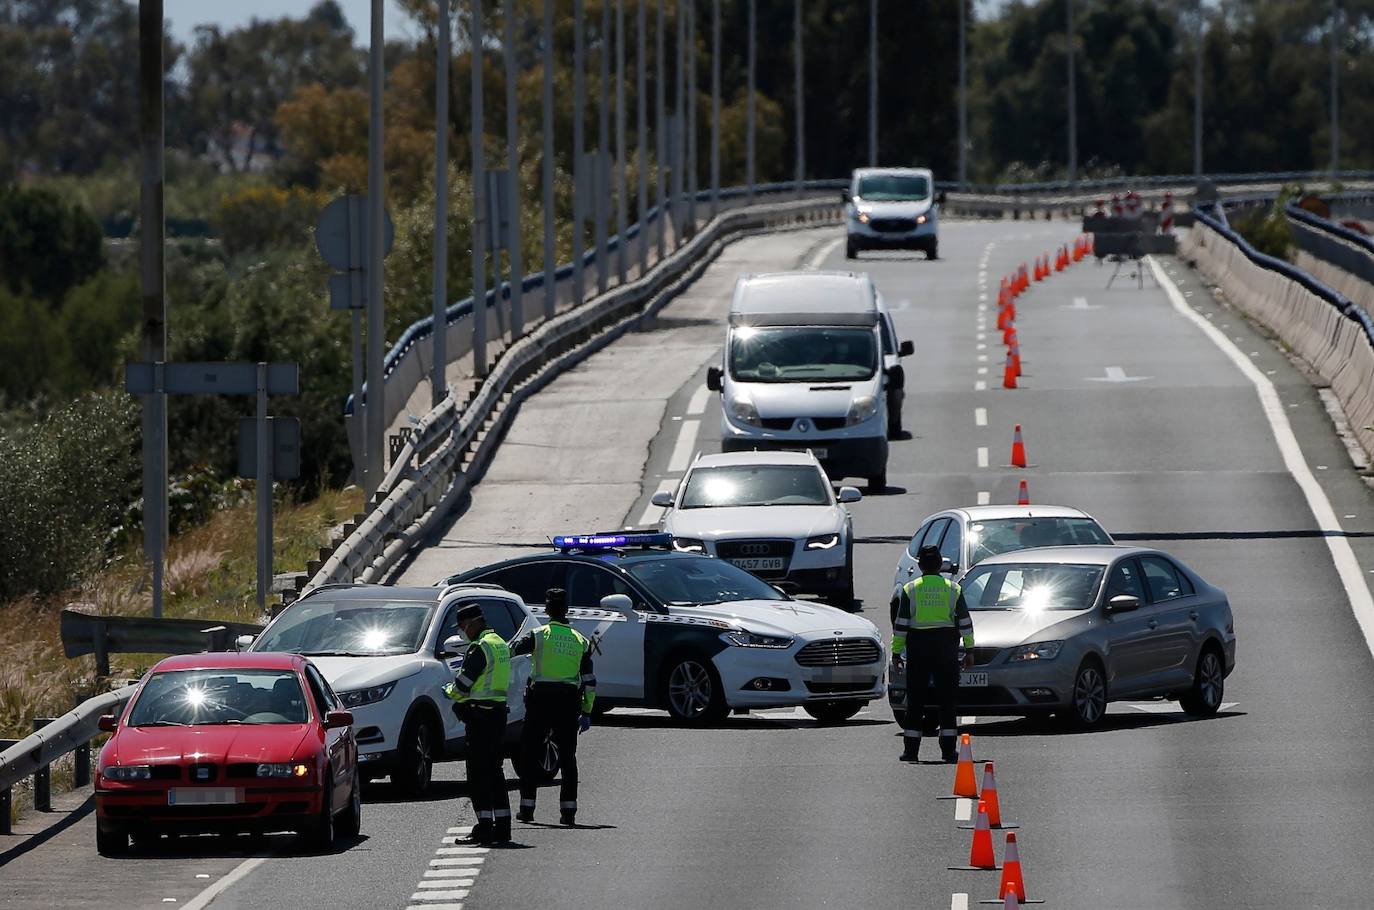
[728,397,762,427]
[845,395,879,426]
[338,681,396,708]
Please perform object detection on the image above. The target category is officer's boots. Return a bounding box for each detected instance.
[516,800,536,824]
[900,736,920,762]
[939,734,959,764]
[461,820,494,845]
[559,810,576,827]
[492,816,512,844]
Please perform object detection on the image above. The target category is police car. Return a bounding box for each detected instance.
[443,533,887,725]
[245,583,546,796]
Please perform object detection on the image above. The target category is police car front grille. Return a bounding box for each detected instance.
[796,638,882,667]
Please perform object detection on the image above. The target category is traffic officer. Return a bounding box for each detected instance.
[443,602,513,844]
[891,544,975,763]
[512,588,596,827]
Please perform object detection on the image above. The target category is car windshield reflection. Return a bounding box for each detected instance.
[128,669,309,727]
[967,518,1113,566]
[254,600,436,657]
[960,564,1103,613]
[626,557,786,605]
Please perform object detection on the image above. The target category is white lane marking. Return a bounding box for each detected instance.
[1065,296,1099,310]
[635,477,678,528]
[424,872,478,881]
[974,380,987,391]
[977,491,990,505]
[1085,366,1150,383]
[974,408,987,427]
[975,343,987,351]
[977,366,988,375]
[806,236,845,269]
[411,892,469,902]
[418,879,476,888]
[181,859,265,910]
[405,904,465,910]
[435,846,489,855]
[666,418,701,473]
[976,332,986,341]
[686,385,712,416]
[977,447,989,468]
[952,895,969,910]
[1149,256,1374,658]
[430,857,486,867]
[954,797,973,822]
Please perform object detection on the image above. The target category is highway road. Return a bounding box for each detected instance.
[8,220,1374,908]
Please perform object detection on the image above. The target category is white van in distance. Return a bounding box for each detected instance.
[843,167,943,260]
[706,271,899,492]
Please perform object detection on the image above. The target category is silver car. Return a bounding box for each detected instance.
[888,546,1236,728]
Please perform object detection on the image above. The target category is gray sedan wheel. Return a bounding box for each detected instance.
[1067,661,1107,727]
[1180,647,1225,716]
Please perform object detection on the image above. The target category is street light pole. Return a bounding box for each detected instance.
[573,0,586,303]
[366,0,388,484]
[958,0,967,188]
[432,0,449,407]
[1066,0,1077,185]
[542,0,555,320]
[655,0,666,257]
[597,0,611,292]
[1193,0,1203,179]
[637,0,648,273]
[503,0,524,338]
[616,0,627,282]
[1331,0,1340,175]
[747,0,755,199]
[470,0,488,375]
[710,0,720,217]
[687,0,697,231]
[673,0,685,242]
[794,0,804,196]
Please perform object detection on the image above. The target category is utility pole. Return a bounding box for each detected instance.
[655,0,666,257]
[636,0,648,272]
[503,0,524,338]
[542,0,556,320]
[138,0,167,617]
[746,0,755,198]
[686,0,697,231]
[470,0,488,373]
[673,0,685,242]
[794,0,804,196]
[616,0,627,282]
[1066,0,1077,185]
[958,0,967,188]
[1193,0,1203,179]
[366,0,387,487]
[573,0,586,303]
[597,0,611,292]
[711,0,720,216]
[1330,0,1341,174]
[868,0,877,167]
[432,0,450,407]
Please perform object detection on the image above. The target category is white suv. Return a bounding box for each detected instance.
[246,583,541,796]
[653,450,863,607]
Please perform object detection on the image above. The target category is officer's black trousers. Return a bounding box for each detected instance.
[518,682,581,810]
[462,703,510,821]
[904,627,960,746]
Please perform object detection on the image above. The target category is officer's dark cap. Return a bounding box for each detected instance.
[917,545,943,561]
[545,588,568,610]
[456,602,485,623]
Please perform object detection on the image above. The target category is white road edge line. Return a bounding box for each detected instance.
[977,491,990,505]
[805,236,845,270]
[954,797,973,822]
[951,894,970,910]
[180,858,265,910]
[666,418,701,474]
[686,384,712,416]
[977,447,989,468]
[1148,256,1374,657]
[974,408,987,427]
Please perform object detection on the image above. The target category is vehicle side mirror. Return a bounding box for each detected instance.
[651,491,674,508]
[440,634,467,658]
[600,594,636,617]
[706,366,723,392]
[772,582,799,598]
[1107,594,1141,614]
[840,190,851,205]
[898,340,914,357]
[885,364,905,391]
[235,634,256,651]
[97,714,118,733]
[941,558,957,575]
[837,486,862,504]
[324,710,354,730]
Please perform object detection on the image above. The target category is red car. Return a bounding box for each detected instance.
[94,652,360,855]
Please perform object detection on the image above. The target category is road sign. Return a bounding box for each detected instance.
[315,195,395,272]
[126,362,299,397]
[237,417,301,480]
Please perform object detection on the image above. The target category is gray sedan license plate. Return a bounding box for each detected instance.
[728,557,786,572]
[959,672,989,687]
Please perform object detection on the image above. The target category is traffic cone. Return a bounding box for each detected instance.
[1010,426,1026,468]
[1002,353,1017,389]
[952,733,978,798]
[1017,479,1030,505]
[998,832,1027,903]
[1002,889,1021,909]
[969,800,997,869]
[981,762,1003,828]
[1008,339,1022,377]
[997,306,1010,332]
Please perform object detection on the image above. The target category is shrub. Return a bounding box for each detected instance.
[212,184,326,257]
[0,185,105,304]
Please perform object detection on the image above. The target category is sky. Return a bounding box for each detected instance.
[165,1,415,47]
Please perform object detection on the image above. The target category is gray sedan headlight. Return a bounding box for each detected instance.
[338,681,396,708]
[722,630,794,649]
[1007,641,1063,662]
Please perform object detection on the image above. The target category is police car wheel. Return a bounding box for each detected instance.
[525,727,561,784]
[664,655,728,724]
[803,701,863,724]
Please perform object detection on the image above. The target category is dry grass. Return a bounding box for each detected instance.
[0,485,363,739]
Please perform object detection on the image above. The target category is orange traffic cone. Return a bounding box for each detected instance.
[998,832,1027,903]
[1010,426,1027,468]
[1003,889,1021,909]
[1009,340,1022,377]
[1002,353,1017,389]
[969,800,997,869]
[1017,479,1030,505]
[981,762,1003,828]
[1002,324,1016,347]
[952,733,978,798]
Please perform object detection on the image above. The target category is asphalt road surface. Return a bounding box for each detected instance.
[9,220,1374,909]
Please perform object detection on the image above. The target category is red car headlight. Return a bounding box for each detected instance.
[256,762,311,779]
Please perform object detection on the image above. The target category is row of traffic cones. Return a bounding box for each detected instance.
[1000,235,1093,389]
[948,734,1032,905]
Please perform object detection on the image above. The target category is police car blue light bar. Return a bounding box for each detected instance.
[552,532,673,550]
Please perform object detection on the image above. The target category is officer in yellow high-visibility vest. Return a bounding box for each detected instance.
[443,602,513,844]
[891,545,975,763]
[511,588,596,827]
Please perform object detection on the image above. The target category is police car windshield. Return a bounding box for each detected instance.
[967,518,1113,566]
[729,326,877,382]
[625,557,786,605]
[960,564,1103,613]
[128,669,310,727]
[855,174,930,201]
[681,465,830,508]
[254,599,436,657]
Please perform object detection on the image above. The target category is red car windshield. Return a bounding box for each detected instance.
[127,669,310,727]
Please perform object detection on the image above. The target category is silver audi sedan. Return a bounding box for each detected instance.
[888,546,1236,728]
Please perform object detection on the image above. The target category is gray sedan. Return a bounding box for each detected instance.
[888,546,1236,727]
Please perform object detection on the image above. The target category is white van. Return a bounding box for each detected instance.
[706,271,902,491]
[843,167,943,260]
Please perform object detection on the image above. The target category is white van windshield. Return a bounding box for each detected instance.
[855,174,930,201]
[729,326,878,382]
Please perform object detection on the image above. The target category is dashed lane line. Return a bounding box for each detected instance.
[952,894,970,910]
[977,447,989,468]
[954,798,973,822]
[686,385,712,416]
[977,491,990,505]
[666,418,701,473]
[181,859,265,910]
[974,381,987,391]
[805,236,845,270]
[635,478,678,528]
[974,408,987,427]
[405,827,488,910]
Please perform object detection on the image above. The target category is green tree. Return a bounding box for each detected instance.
[0,185,105,304]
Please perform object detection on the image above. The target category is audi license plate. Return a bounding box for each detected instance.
[728,557,786,572]
[959,672,989,687]
[168,788,240,806]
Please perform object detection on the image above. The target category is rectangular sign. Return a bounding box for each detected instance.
[126,362,299,397]
[237,417,302,480]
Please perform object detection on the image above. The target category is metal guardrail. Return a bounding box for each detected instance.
[1286,202,1374,288]
[59,609,264,678]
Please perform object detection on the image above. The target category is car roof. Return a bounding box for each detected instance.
[975,545,1154,567]
[150,652,306,673]
[852,166,933,179]
[690,450,821,469]
[299,584,439,603]
[946,505,1101,523]
[730,271,878,326]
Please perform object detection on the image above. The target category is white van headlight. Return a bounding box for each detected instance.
[856,212,871,224]
[845,395,879,426]
[729,397,762,427]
